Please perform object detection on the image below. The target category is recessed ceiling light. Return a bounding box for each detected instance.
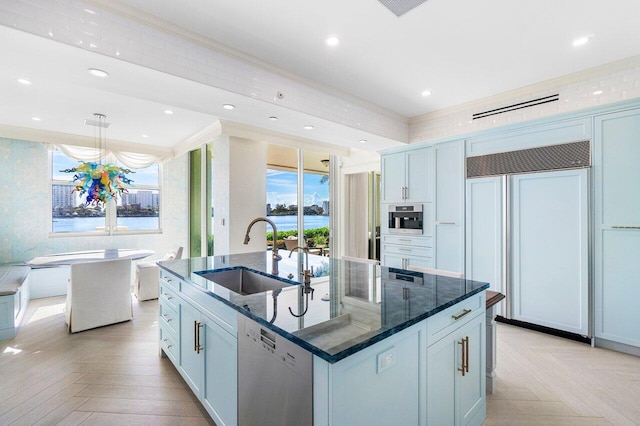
[142,134,148,138]
[222,104,235,110]
[593,90,603,95]
[164,109,174,115]
[572,36,590,47]
[268,116,278,121]
[83,8,96,14]
[359,139,367,144]
[32,117,41,121]
[326,35,340,47]
[303,125,315,130]
[89,43,97,48]
[421,89,432,97]
[88,68,109,78]
[17,78,32,85]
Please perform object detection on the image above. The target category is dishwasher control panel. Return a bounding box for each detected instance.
[239,315,313,380]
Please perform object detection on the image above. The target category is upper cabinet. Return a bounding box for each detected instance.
[381,147,433,203]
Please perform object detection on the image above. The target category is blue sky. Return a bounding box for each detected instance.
[266,169,329,207]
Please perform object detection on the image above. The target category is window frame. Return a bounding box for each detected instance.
[49,148,163,237]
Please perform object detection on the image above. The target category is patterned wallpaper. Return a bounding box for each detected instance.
[0,137,189,264]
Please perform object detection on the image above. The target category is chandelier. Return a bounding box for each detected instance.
[61,113,134,206]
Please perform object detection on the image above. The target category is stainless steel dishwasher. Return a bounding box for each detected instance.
[237,314,313,426]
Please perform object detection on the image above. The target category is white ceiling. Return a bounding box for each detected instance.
[1,0,639,152]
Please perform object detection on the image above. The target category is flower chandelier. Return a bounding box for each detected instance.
[61,113,134,206]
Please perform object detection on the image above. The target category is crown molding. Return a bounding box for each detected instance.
[0,124,173,159]
[409,55,640,125]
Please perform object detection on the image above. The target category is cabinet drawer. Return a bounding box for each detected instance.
[160,270,181,292]
[159,284,179,311]
[159,323,178,363]
[383,243,433,258]
[160,300,179,335]
[382,235,433,247]
[426,292,485,346]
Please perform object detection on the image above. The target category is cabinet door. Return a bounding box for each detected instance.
[458,314,485,425]
[202,316,238,426]
[595,109,640,346]
[465,176,504,315]
[406,147,433,202]
[435,140,465,274]
[426,326,456,425]
[178,301,203,397]
[381,152,406,203]
[427,313,485,426]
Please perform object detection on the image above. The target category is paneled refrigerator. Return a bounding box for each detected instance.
[465,141,590,337]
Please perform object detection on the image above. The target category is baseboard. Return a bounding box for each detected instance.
[594,337,640,357]
[495,316,591,344]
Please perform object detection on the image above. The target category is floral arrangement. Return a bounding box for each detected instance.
[61,162,134,206]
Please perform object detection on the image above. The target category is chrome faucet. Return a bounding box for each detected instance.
[288,246,313,286]
[288,245,315,318]
[243,217,282,275]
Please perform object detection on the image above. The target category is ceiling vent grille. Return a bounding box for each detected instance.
[378,0,429,16]
[472,94,560,120]
[466,140,591,178]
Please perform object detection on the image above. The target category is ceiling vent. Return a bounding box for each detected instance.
[466,140,591,178]
[472,94,560,120]
[378,0,429,16]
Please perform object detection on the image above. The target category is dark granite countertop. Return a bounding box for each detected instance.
[158,252,489,363]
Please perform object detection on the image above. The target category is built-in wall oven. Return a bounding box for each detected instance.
[388,204,423,234]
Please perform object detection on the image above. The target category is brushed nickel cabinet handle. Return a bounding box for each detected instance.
[612,226,640,229]
[458,338,466,376]
[161,314,171,322]
[438,221,456,225]
[465,336,470,374]
[452,308,472,320]
[196,322,204,354]
[398,238,412,242]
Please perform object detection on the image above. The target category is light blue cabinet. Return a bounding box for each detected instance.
[381,147,432,203]
[427,310,485,426]
[178,300,204,397]
[159,270,238,426]
[594,108,640,349]
[315,291,486,426]
[434,140,465,274]
[202,315,238,426]
[381,234,433,270]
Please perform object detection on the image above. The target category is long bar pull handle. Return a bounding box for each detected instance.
[161,313,172,322]
[452,308,471,320]
[193,321,198,352]
[437,221,456,225]
[464,336,470,374]
[458,338,466,376]
[195,322,204,354]
[612,226,640,229]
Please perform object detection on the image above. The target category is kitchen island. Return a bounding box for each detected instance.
[158,252,489,426]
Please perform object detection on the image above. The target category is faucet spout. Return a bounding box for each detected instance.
[244,217,280,275]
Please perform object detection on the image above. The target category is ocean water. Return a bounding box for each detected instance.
[52,215,328,233]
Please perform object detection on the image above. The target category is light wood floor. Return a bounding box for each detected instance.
[2,297,639,425]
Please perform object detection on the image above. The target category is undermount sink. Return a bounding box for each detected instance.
[196,268,293,295]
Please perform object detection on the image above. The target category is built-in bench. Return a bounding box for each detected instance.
[0,265,31,340]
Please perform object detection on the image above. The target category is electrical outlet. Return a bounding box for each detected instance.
[377,347,396,373]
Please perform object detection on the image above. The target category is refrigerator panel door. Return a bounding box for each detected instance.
[511,169,589,336]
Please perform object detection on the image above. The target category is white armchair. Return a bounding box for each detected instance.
[135,246,183,301]
[65,258,133,333]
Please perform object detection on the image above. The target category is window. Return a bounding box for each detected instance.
[51,149,161,234]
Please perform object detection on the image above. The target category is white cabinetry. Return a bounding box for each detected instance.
[159,270,238,426]
[434,140,465,274]
[381,147,432,203]
[594,108,640,350]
